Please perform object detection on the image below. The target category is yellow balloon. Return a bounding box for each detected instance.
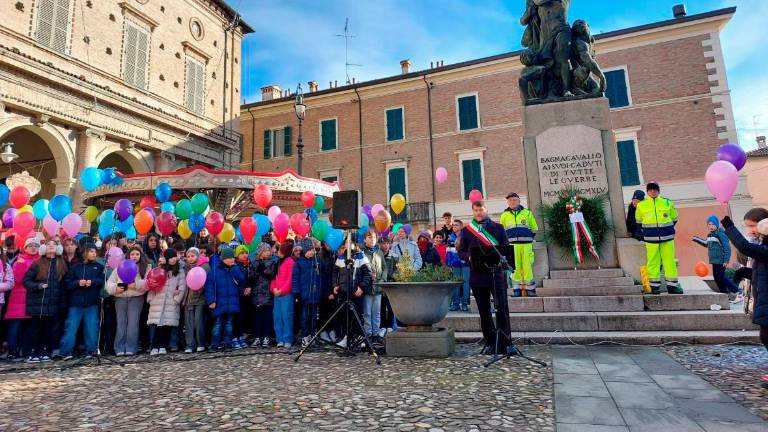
[17,205,33,214]
[84,206,99,223]
[390,193,406,215]
[177,219,192,240]
[217,223,235,243]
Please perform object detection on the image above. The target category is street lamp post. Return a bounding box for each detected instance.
[294,83,306,175]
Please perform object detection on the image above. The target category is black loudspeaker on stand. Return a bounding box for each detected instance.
[331,190,360,230]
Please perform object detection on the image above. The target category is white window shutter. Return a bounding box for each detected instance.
[36,0,55,48]
[51,0,70,53]
[135,30,149,88]
[123,25,138,85]
[185,59,197,111]
[194,62,205,114]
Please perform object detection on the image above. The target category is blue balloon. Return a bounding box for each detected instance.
[48,194,72,221]
[304,208,318,225]
[325,228,345,252]
[161,201,175,213]
[253,214,271,237]
[0,185,8,207]
[98,223,114,239]
[154,182,172,203]
[102,167,118,185]
[125,227,137,240]
[116,215,134,233]
[189,214,205,234]
[32,199,49,221]
[235,224,243,242]
[80,167,102,192]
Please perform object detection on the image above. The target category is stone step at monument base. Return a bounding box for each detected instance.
[537,285,643,296]
[469,292,730,313]
[439,310,756,333]
[549,268,625,279]
[543,275,635,288]
[454,330,761,345]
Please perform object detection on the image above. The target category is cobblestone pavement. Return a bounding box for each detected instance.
[664,344,768,422]
[0,345,554,432]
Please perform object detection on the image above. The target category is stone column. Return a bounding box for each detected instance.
[71,128,104,208]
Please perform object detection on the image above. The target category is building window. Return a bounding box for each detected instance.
[123,22,151,89]
[387,164,408,221]
[460,158,485,200]
[617,139,641,186]
[456,93,480,131]
[385,107,404,141]
[605,67,631,108]
[321,175,338,183]
[263,126,292,160]
[320,119,337,151]
[36,0,71,54]
[185,57,205,114]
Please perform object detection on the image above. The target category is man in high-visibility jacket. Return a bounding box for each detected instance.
[635,182,684,294]
[500,193,539,297]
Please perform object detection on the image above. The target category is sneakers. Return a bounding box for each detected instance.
[526,288,538,298]
[150,348,160,356]
[251,338,263,348]
[319,331,331,342]
[448,304,459,312]
[336,336,348,349]
[184,348,194,354]
[62,354,74,361]
[730,293,744,304]
[461,304,470,312]
[40,356,52,362]
[196,347,206,353]
[116,352,126,357]
[26,356,41,363]
[158,348,167,355]
[275,342,284,349]
[301,336,311,348]
[262,338,271,348]
[512,288,522,298]
[667,285,684,295]
[124,352,135,356]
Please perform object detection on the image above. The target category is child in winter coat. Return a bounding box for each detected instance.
[446,220,471,311]
[181,247,208,353]
[106,246,149,356]
[232,245,252,349]
[361,231,385,342]
[22,241,67,362]
[0,252,14,355]
[249,243,277,347]
[61,244,105,360]
[693,215,740,300]
[4,238,39,360]
[147,248,186,355]
[417,230,442,268]
[204,248,246,350]
[292,242,323,347]
[433,232,447,264]
[270,240,295,348]
[721,209,768,387]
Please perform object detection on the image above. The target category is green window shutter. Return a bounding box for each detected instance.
[283,126,292,156]
[617,140,640,186]
[321,119,336,151]
[458,95,478,130]
[263,130,272,160]
[386,108,403,141]
[462,159,483,199]
[388,168,406,199]
[605,69,630,108]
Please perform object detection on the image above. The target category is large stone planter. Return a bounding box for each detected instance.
[375,281,461,357]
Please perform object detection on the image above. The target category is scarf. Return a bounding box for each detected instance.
[417,238,429,255]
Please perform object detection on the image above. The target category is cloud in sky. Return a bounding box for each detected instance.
[239,0,766,149]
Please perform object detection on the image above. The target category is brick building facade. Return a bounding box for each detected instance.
[240,7,751,276]
[0,0,252,200]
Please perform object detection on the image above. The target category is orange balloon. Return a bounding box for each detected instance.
[374,210,391,233]
[134,209,154,235]
[694,261,709,278]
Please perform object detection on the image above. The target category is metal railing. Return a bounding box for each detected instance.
[389,201,431,224]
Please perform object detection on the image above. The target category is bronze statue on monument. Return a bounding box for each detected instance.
[519,0,606,104]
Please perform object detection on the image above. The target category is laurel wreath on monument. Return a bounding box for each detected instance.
[540,188,612,263]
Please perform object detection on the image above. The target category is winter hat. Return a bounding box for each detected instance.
[706,215,720,228]
[220,247,235,260]
[24,238,40,248]
[186,247,201,257]
[757,219,768,236]
[418,230,433,242]
[256,242,271,256]
[235,245,249,257]
[164,248,177,261]
[506,192,520,199]
[228,241,240,249]
[296,237,314,253]
[646,181,660,192]
[401,224,412,236]
[632,190,645,201]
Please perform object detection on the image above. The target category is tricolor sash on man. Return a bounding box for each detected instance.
[566,196,600,265]
[466,219,499,246]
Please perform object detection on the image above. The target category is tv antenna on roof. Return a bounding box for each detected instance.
[335,18,362,85]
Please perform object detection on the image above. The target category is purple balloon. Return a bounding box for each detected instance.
[143,207,157,220]
[117,259,138,284]
[114,199,133,222]
[381,227,391,239]
[716,143,746,171]
[362,204,373,220]
[2,208,16,228]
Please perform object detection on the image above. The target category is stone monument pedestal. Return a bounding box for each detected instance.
[523,97,632,272]
[385,328,456,358]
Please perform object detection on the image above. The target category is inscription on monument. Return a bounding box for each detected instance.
[536,125,609,204]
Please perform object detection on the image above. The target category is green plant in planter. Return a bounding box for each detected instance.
[539,188,612,263]
[393,251,463,282]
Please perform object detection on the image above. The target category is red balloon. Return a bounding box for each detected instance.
[9,187,30,209]
[139,196,157,210]
[155,211,178,237]
[146,267,168,293]
[468,189,483,203]
[301,191,316,209]
[694,261,710,278]
[240,217,257,244]
[253,184,272,208]
[205,212,225,236]
[13,211,35,237]
[273,213,290,242]
[290,213,311,237]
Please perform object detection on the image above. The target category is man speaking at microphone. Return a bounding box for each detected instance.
[458,200,511,354]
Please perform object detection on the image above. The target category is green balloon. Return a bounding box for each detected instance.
[175,199,193,219]
[312,219,330,241]
[191,193,209,215]
[392,223,403,234]
[313,195,325,212]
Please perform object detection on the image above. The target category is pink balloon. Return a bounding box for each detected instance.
[290,213,311,237]
[42,215,61,237]
[705,160,739,204]
[273,213,290,241]
[267,206,282,223]
[186,266,207,291]
[436,167,448,184]
[371,204,385,217]
[61,213,82,238]
[469,189,483,203]
[107,247,124,269]
[13,212,35,238]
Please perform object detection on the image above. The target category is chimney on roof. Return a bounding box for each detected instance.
[308,80,318,92]
[400,59,412,74]
[758,136,767,149]
[673,4,687,18]
[260,85,281,101]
